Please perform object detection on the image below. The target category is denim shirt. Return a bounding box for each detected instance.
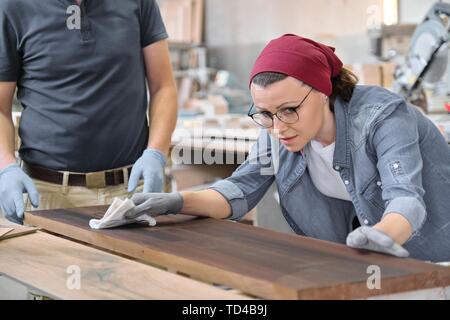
[210,85,450,262]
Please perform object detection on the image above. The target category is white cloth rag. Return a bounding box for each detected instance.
[89,197,156,229]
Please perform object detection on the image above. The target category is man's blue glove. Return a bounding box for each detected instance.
[128,148,166,193]
[346,226,410,258]
[0,164,39,224]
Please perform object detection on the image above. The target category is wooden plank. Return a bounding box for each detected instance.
[0,231,250,300]
[191,0,204,43]
[0,224,38,240]
[159,0,204,44]
[0,227,14,239]
[160,0,192,43]
[25,206,450,299]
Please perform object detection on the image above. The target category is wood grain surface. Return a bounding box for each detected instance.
[0,231,250,300]
[0,224,38,240]
[25,206,450,299]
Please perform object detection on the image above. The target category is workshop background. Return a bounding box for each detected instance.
[2,0,450,300]
[159,0,450,232]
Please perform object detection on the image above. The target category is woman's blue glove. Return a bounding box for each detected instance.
[127,148,166,193]
[346,226,410,258]
[125,192,184,219]
[0,164,39,224]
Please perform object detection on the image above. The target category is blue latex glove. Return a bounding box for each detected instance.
[128,148,166,193]
[0,164,39,224]
[346,226,410,258]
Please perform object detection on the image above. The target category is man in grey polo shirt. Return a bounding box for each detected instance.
[0,0,178,224]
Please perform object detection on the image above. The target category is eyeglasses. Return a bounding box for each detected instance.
[248,87,313,128]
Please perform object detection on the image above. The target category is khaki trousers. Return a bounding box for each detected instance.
[22,167,143,212]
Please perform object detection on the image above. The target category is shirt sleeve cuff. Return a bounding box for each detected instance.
[0,71,19,82]
[208,180,248,221]
[142,31,168,48]
[383,196,427,232]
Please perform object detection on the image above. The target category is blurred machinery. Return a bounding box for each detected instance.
[393,1,450,113]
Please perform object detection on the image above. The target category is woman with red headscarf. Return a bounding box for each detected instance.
[129,34,450,262]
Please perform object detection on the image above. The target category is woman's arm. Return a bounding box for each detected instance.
[373,213,412,245]
[370,100,426,244]
[180,190,232,220]
[130,131,276,221]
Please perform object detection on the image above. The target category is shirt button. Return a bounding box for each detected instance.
[344,180,350,185]
[364,219,369,225]
[376,181,382,186]
[335,165,340,170]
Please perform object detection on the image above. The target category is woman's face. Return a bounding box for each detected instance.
[250,76,330,152]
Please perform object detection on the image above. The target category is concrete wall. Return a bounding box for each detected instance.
[204,0,441,87]
[204,0,384,87]
[399,0,445,24]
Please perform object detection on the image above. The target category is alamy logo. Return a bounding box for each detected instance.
[66,265,81,290]
[66,5,81,30]
[366,265,381,290]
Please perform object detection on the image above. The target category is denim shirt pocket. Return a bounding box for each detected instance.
[359,173,385,211]
[276,163,305,196]
[275,151,306,196]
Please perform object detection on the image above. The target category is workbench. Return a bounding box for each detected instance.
[0,218,249,300]
[15,206,450,300]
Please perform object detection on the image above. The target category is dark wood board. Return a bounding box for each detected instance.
[25,206,450,299]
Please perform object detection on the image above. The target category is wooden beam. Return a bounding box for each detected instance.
[25,206,450,299]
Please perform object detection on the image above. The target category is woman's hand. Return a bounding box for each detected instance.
[346,226,410,257]
[346,213,413,257]
[125,192,184,219]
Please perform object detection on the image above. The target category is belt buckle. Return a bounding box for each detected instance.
[85,172,106,188]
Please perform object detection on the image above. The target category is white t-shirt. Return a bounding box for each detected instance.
[304,140,352,201]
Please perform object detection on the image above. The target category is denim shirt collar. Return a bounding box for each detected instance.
[333,97,351,169]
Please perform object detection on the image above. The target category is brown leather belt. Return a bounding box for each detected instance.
[22,162,132,188]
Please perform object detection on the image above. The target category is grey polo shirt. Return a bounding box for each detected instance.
[0,0,168,172]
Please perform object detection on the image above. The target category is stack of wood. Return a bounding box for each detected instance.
[159,0,204,44]
[345,62,397,89]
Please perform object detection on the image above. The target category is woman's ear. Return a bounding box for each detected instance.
[322,94,333,112]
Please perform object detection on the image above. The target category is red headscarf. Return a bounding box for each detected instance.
[249,34,343,96]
